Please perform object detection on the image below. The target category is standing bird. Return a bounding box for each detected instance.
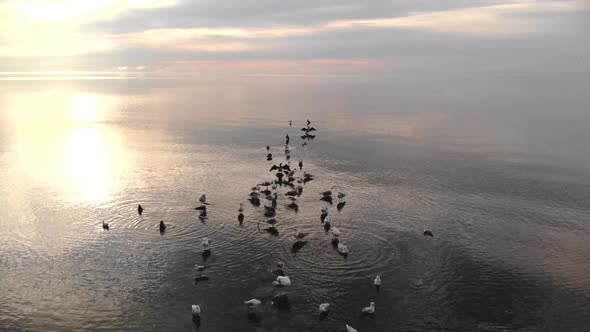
[102,221,109,230]
[238,203,244,213]
[319,303,331,313]
[423,229,434,237]
[267,153,273,161]
[337,191,347,203]
[298,159,303,170]
[138,204,143,216]
[238,213,244,224]
[286,134,290,145]
[159,220,166,233]
[374,275,382,290]
[191,304,201,316]
[202,237,211,250]
[273,276,292,286]
[331,226,341,237]
[289,120,292,127]
[266,145,270,151]
[199,193,207,206]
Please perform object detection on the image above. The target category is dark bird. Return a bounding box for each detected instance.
[265,218,278,225]
[102,221,109,230]
[238,213,244,224]
[267,153,273,161]
[195,205,207,211]
[137,204,143,216]
[323,221,331,232]
[285,190,297,197]
[336,202,346,211]
[423,229,434,237]
[289,120,292,126]
[264,205,276,213]
[307,119,311,126]
[159,220,166,233]
[269,163,283,172]
[298,159,303,170]
[286,134,290,145]
[307,127,316,132]
[266,145,270,151]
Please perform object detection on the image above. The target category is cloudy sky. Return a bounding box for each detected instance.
[0,0,588,74]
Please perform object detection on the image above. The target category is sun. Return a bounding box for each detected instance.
[70,93,98,122]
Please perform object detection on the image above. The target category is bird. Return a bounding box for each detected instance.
[331,227,341,237]
[102,221,109,230]
[159,220,166,233]
[265,218,278,225]
[321,186,334,197]
[194,264,208,276]
[191,304,201,315]
[199,193,207,206]
[321,206,329,214]
[423,229,434,237]
[286,134,290,145]
[276,261,285,268]
[273,276,291,286]
[266,145,270,151]
[337,191,347,202]
[292,228,308,241]
[298,159,303,170]
[238,213,244,224]
[244,299,262,307]
[202,237,211,250]
[289,120,292,126]
[307,119,311,126]
[238,203,244,213]
[267,153,272,161]
[323,220,331,232]
[137,204,143,216]
[346,324,358,332]
[361,302,375,314]
[338,243,348,255]
[319,303,331,313]
[374,275,382,288]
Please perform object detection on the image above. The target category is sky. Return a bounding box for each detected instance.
[0,0,588,75]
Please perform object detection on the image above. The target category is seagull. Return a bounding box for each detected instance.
[194,264,208,276]
[199,193,207,206]
[423,228,434,237]
[250,190,261,197]
[346,324,358,332]
[244,299,262,307]
[273,276,291,286]
[374,275,382,287]
[202,237,211,250]
[102,221,109,230]
[138,204,143,216]
[331,227,341,237]
[337,243,348,255]
[321,186,334,197]
[361,302,375,314]
[292,228,308,241]
[191,304,201,315]
[319,303,330,313]
[238,203,244,213]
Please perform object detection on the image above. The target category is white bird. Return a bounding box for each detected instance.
[361,302,375,314]
[273,275,291,286]
[244,299,262,307]
[191,304,201,315]
[292,228,308,240]
[238,203,244,213]
[321,206,329,214]
[202,237,211,250]
[319,303,331,313]
[331,227,341,237]
[338,243,348,254]
[374,275,381,286]
[199,193,207,205]
[323,215,330,224]
[346,324,358,332]
[266,192,277,201]
[251,185,261,191]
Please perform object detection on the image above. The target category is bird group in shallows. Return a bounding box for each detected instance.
[100,119,435,331]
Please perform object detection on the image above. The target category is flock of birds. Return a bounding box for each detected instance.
[101,119,435,331]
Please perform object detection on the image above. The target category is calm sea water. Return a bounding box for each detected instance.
[1,75,590,331]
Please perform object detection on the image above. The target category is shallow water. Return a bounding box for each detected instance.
[1,76,590,331]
